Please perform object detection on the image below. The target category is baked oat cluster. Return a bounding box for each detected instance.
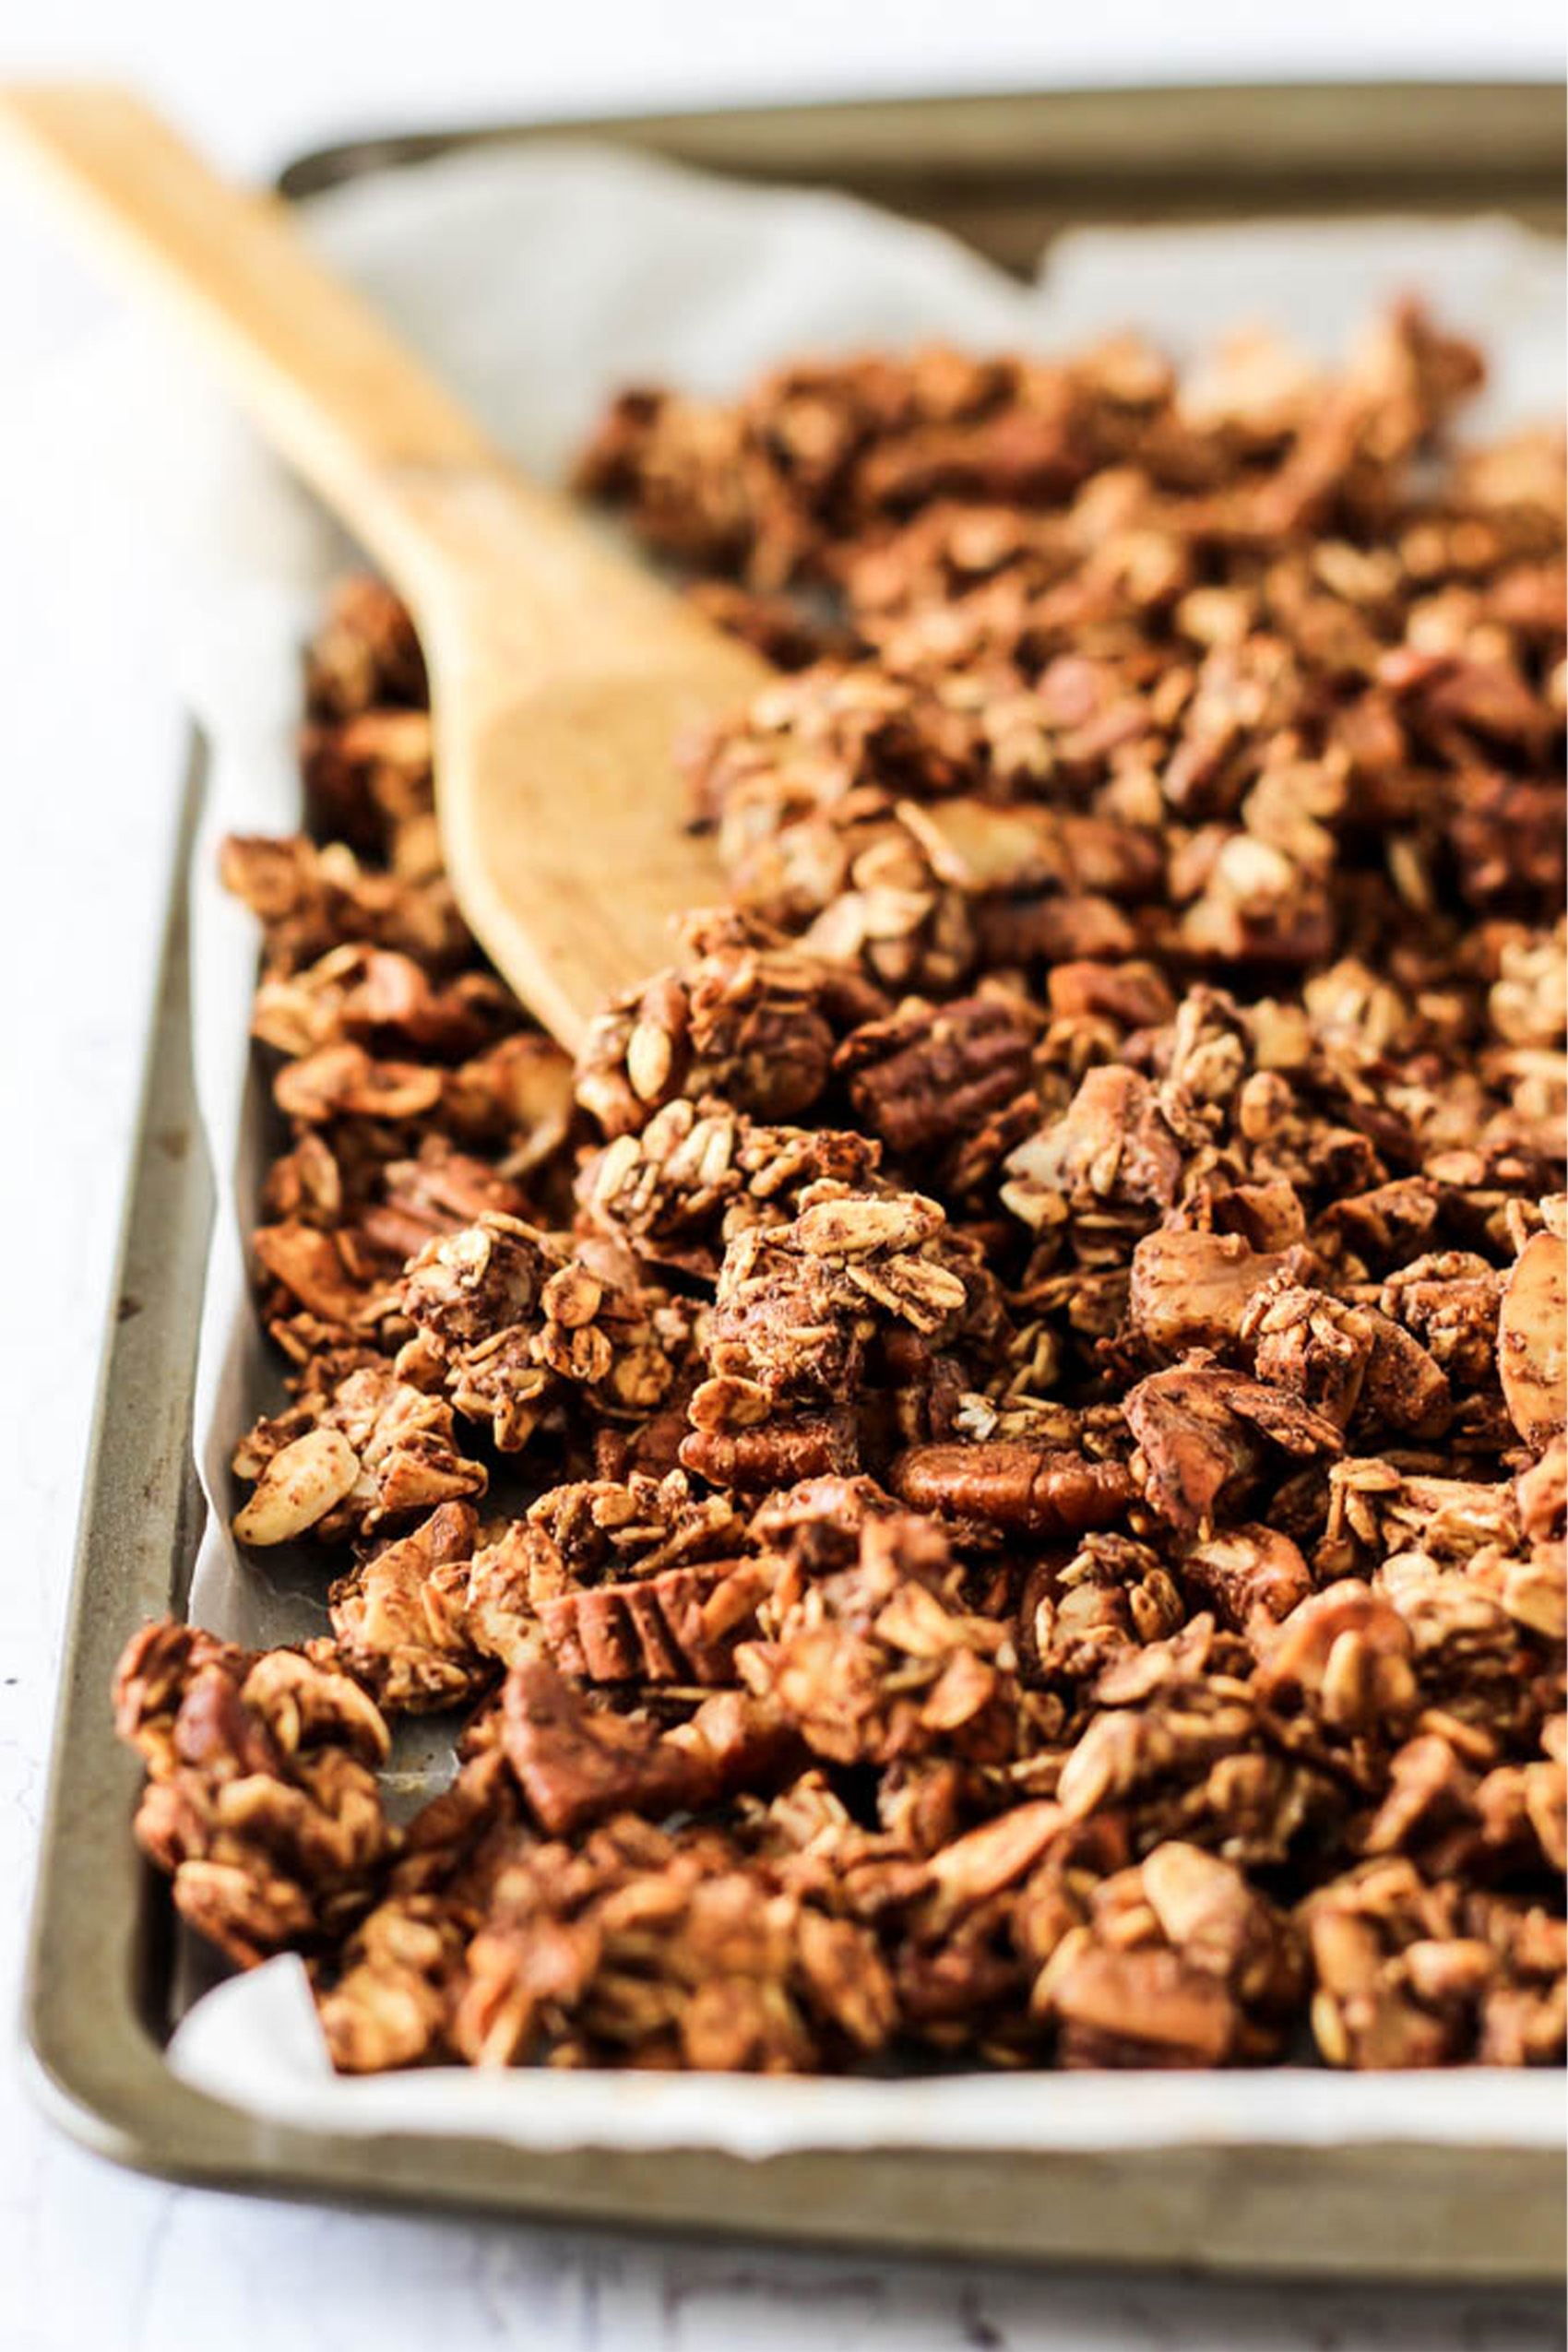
[116,306,1566,2076]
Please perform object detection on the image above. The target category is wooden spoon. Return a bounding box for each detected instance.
[0,86,769,1051]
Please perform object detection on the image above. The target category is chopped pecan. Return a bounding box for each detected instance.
[537,1557,774,1686]
[835,993,1038,1157]
[681,1408,861,1491]
[501,1660,796,1835]
[888,1440,1132,1534]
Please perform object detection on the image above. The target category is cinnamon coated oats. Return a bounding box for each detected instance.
[117,307,1565,2077]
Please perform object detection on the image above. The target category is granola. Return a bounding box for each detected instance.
[116,303,1565,2077]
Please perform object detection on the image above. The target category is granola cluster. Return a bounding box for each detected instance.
[118,308,1565,2078]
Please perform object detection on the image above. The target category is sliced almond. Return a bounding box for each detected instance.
[1499,1227,1567,1450]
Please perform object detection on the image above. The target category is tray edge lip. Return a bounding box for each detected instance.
[274,76,1568,208]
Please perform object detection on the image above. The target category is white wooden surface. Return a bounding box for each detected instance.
[3,7,1563,2345]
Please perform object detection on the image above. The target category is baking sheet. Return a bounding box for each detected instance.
[109,137,1565,2151]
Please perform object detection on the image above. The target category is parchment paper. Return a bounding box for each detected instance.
[111,137,1562,2150]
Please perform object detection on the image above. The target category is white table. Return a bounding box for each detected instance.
[3,10,1562,2345]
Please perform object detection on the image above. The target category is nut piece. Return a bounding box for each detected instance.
[1129,1230,1303,1355]
[1124,1360,1341,1532]
[537,1558,774,1686]
[889,1442,1132,1534]
[233,1428,359,1546]
[836,993,1037,1157]
[502,1660,796,1835]
[1179,1525,1313,1643]
[1004,1067,1183,1231]
[1498,1223,1567,1452]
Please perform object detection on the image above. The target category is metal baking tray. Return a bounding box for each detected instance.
[25,85,1567,2277]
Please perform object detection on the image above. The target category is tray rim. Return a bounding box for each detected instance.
[22,82,1568,2276]
[276,77,1568,205]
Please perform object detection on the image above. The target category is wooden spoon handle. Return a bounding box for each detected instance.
[0,85,644,627]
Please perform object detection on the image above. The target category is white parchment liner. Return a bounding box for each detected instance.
[107,137,1562,2152]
